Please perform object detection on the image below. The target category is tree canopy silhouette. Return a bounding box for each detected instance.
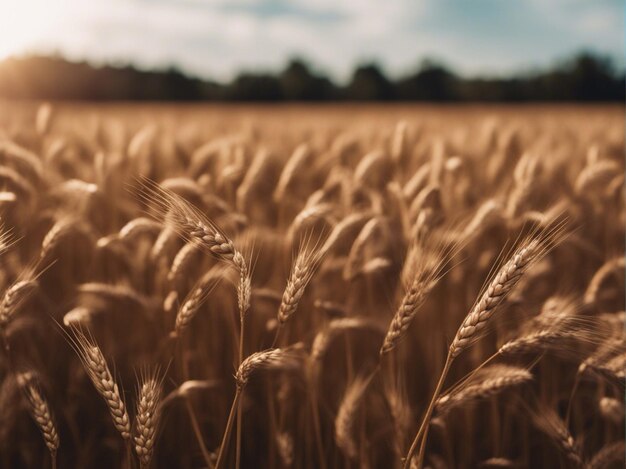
[0,52,621,102]
[346,64,394,101]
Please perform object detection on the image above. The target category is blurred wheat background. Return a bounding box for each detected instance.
[0,102,622,468]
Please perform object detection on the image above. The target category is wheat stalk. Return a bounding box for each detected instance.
[406,222,566,468]
[216,347,301,469]
[0,103,622,469]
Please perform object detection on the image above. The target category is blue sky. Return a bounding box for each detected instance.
[0,0,622,81]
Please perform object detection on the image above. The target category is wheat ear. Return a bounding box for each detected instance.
[450,238,543,358]
[335,374,373,459]
[68,327,130,440]
[380,239,450,356]
[215,348,301,469]
[174,268,222,335]
[0,279,38,330]
[435,365,532,414]
[311,317,383,363]
[584,256,625,306]
[18,373,60,461]
[133,370,163,469]
[533,408,584,468]
[276,235,324,330]
[138,177,248,274]
[406,221,566,469]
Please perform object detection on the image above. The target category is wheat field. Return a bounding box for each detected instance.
[0,103,623,469]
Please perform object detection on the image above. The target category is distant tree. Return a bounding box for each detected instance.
[162,67,202,101]
[0,52,622,102]
[514,52,624,102]
[396,59,457,101]
[346,63,394,100]
[226,73,284,101]
[562,53,623,101]
[280,59,336,100]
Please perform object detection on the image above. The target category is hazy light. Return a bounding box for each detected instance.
[0,0,621,80]
[0,0,63,59]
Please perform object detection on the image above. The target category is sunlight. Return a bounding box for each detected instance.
[0,0,63,59]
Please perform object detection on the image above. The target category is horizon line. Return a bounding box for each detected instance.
[3,47,623,86]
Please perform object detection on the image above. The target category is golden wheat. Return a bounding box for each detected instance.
[0,104,621,469]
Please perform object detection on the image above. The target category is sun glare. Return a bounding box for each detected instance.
[0,0,62,60]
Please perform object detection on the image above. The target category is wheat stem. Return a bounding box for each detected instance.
[184,398,214,469]
[404,353,452,469]
[565,372,581,429]
[215,389,241,469]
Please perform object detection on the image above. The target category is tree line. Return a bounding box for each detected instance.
[0,52,622,101]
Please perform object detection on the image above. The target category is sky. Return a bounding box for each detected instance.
[0,0,622,82]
